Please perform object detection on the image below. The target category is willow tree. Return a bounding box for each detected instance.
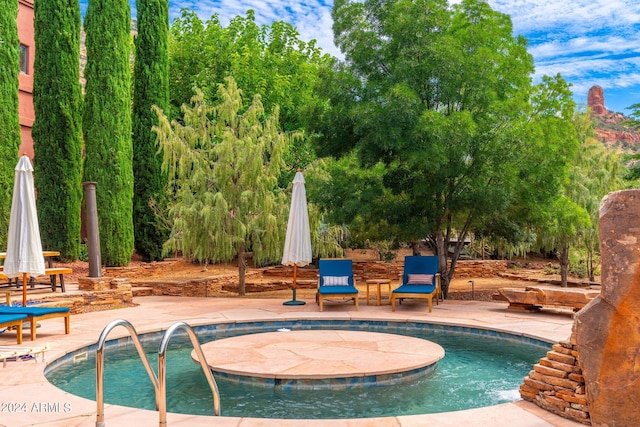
[132,0,169,261]
[0,0,21,246]
[33,0,83,261]
[153,77,290,295]
[82,0,134,266]
[565,111,625,282]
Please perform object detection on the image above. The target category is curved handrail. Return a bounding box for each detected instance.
[158,321,221,424]
[95,319,159,427]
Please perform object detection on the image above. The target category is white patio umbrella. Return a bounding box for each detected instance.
[281,170,312,306]
[4,155,45,307]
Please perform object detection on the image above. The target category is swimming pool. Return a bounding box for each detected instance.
[45,320,548,419]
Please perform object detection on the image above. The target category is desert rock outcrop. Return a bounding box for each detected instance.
[587,85,607,115]
[573,189,640,426]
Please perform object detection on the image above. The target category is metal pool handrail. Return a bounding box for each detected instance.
[158,321,221,422]
[95,319,159,427]
[95,319,221,427]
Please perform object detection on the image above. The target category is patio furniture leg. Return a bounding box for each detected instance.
[30,318,37,341]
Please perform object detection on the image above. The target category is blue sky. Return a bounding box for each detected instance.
[81,0,640,114]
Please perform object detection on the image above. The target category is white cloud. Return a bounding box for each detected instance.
[490,0,640,33]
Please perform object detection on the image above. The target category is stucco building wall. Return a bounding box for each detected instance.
[17,0,35,158]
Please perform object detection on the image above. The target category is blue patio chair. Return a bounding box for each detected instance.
[316,259,359,312]
[391,256,441,312]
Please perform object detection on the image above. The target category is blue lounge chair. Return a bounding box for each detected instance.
[0,314,27,344]
[316,259,359,312]
[391,256,441,312]
[0,307,70,341]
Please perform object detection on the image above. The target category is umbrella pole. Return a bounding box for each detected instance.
[22,272,28,307]
[283,265,306,306]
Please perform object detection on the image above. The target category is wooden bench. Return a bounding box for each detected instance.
[44,267,72,292]
[0,268,72,292]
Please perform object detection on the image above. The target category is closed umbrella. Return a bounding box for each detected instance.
[281,170,312,306]
[4,156,45,307]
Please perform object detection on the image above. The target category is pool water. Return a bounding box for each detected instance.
[46,325,546,419]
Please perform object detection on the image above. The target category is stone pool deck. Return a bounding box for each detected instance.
[0,293,583,427]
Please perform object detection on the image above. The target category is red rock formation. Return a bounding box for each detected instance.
[588,86,607,115]
[573,189,640,427]
[587,86,640,148]
[594,127,640,148]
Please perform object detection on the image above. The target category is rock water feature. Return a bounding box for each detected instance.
[574,190,640,426]
[521,189,640,426]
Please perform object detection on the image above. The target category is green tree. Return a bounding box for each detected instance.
[168,10,330,183]
[305,153,400,248]
[621,103,640,182]
[83,0,134,266]
[0,0,21,246]
[311,0,578,297]
[564,111,625,282]
[539,197,590,286]
[153,78,292,295]
[32,0,83,261]
[132,0,170,261]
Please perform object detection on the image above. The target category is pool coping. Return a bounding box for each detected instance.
[0,295,584,427]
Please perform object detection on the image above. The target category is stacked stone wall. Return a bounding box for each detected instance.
[520,341,590,424]
[448,260,508,278]
[133,277,229,297]
[26,277,136,314]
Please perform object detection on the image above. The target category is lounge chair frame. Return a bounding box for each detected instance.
[0,344,49,367]
[0,314,26,344]
[0,307,70,341]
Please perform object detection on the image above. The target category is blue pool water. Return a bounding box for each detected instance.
[45,320,547,419]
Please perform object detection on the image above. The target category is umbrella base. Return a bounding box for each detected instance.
[283,288,306,306]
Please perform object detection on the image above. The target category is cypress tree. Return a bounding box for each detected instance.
[82,0,134,266]
[32,0,83,261]
[0,0,21,247]
[132,0,169,261]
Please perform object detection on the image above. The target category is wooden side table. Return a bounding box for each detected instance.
[366,279,392,306]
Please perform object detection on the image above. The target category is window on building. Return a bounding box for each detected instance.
[19,44,29,74]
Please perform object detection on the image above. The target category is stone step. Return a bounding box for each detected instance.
[132,286,154,297]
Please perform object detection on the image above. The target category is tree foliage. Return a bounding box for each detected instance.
[310,0,579,296]
[153,77,292,295]
[32,0,83,261]
[83,0,134,266]
[621,103,640,182]
[305,154,400,248]
[132,0,170,261]
[168,9,331,184]
[0,1,21,246]
[563,111,625,282]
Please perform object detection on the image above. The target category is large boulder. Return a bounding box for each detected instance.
[573,189,640,426]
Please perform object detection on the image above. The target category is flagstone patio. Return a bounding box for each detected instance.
[0,290,584,427]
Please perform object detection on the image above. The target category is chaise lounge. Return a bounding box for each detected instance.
[391,255,441,312]
[0,307,70,341]
[0,314,27,344]
[316,259,359,312]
